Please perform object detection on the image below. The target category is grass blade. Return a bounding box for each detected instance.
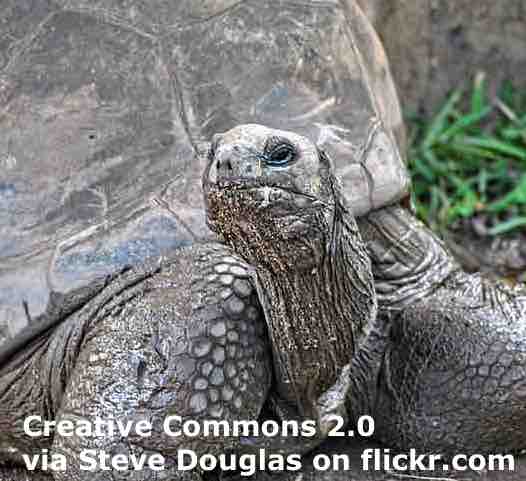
[488,217,526,235]
[423,89,462,148]
[471,72,487,115]
[462,136,526,161]
[439,107,492,142]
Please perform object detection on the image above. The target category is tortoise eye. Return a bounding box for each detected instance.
[266,142,297,167]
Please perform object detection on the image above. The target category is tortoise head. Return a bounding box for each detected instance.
[203,124,348,271]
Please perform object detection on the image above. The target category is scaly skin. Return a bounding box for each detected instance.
[0,243,272,480]
[354,205,526,454]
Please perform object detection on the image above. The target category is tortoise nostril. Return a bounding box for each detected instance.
[216,156,234,173]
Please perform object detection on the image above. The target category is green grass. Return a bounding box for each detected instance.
[407,74,526,236]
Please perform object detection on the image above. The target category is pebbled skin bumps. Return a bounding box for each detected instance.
[356,205,526,456]
[0,242,271,479]
[186,244,270,419]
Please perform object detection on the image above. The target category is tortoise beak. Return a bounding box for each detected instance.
[204,143,263,192]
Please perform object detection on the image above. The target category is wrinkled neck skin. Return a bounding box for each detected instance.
[254,209,376,418]
[357,204,459,310]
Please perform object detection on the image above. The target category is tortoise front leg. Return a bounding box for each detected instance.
[374,288,526,455]
[358,205,526,454]
[51,278,271,481]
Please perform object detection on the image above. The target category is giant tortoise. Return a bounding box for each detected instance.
[1,1,525,480]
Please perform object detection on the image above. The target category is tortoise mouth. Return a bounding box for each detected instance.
[204,178,323,235]
[206,178,320,212]
[205,176,318,202]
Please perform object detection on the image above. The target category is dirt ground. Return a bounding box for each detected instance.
[358,0,526,115]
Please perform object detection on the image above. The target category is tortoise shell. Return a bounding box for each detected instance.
[0,0,408,355]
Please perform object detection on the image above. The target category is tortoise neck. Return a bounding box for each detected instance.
[255,211,375,416]
[357,204,459,309]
